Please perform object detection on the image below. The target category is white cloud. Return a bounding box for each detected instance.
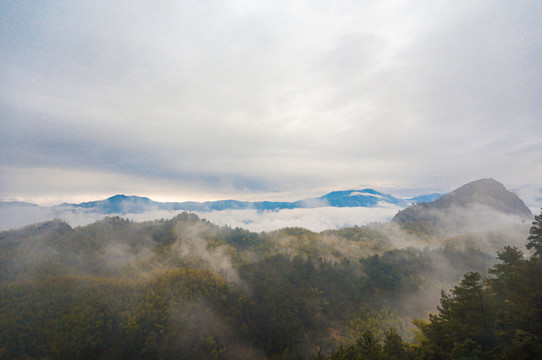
[1,0,541,203]
[349,191,383,199]
[0,203,403,233]
[119,205,403,233]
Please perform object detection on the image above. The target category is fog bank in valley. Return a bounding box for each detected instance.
[0,204,404,232]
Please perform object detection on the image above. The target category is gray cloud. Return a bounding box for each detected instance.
[1,0,541,204]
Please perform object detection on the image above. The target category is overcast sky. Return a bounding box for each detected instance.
[1,0,541,206]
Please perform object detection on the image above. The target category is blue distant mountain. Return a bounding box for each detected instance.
[407,193,444,204]
[318,189,405,207]
[57,189,443,214]
[72,195,155,214]
[0,201,39,208]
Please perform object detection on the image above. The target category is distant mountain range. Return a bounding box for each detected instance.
[1,180,533,221]
[1,179,537,232]
[46,189,443,214]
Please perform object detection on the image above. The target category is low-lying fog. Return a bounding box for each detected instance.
[0,204,403,232]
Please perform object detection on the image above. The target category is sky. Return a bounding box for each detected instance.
[1,0,541,207]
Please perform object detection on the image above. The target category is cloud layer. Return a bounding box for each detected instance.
[0,203,402,233]
[1,0,541,204]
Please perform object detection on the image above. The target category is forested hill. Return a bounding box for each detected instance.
[320,210,542,359]
[392,178,532,226]
[1,203,540,359]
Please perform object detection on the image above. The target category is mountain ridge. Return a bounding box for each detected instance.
[392,178,533,225]
[58,188,442,214]
[0,189,445,215]
[1,180,531,220]
[0,179,535,232]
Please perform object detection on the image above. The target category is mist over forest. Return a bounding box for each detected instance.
[0,190,408,232]
[1,179,542,359]
[2,0,542,358]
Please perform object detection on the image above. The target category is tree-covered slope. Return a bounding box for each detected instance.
[0,207,538,360]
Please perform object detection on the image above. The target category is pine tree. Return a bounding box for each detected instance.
[526,209,542,257]
[355,330,383,360]
[383,328,408,360]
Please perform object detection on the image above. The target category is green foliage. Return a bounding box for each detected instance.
[526,209,542,257]
[416,272,495,359]
[383,328,409,360]
[1,212,541,359]
[325,329,415,360]
[355,330,384,359]
[413,216,542,359]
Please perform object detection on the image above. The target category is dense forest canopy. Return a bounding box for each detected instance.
[0,208,540,359]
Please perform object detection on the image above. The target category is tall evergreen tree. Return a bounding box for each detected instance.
[383,328,408,360]
[355,330,384,360]
[417,272,495,359]
[526,209,542,257]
